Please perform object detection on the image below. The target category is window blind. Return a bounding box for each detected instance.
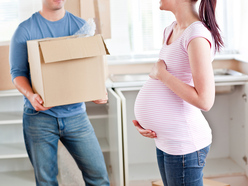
[106,0,239,56]
[0,0,242,56]
[0,0,41,42]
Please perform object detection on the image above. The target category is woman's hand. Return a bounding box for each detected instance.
[149,59,167,80]
[132,120,157,138]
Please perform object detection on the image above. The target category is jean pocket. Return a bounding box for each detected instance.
[23,106,40,116]
[197,145,210,166]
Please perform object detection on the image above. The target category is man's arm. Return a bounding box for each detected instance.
[13,76,51,111]
[10,25,51,111]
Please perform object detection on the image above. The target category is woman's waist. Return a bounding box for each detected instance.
[136,115,211,141]
[134,103,207,131]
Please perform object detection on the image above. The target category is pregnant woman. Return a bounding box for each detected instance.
[133,0,223,185]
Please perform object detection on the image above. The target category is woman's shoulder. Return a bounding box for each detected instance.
[185,21,212,38]
[163,21,176,38]
[165,21,176,31]
[183,21,215,56]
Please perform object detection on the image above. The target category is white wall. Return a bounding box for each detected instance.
[239,0,248,58]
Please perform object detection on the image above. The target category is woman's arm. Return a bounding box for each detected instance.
[150,37,215,111]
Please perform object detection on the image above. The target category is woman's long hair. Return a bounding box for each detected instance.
[194,0,224,52]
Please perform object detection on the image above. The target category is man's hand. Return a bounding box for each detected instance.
[28,93,52,111]
[92,91,108,104]
[13,76,51,111]
[132,120,157,138]
[92,98,108,104]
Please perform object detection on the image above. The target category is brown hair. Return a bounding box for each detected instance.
[194,0,224,52]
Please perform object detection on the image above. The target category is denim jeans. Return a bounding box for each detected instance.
[156,145,210,186]
[23,106,110,186]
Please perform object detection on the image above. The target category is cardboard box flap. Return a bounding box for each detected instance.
[39,34,109,63]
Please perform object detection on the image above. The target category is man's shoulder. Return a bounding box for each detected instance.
[19,12,39,29]
[12,12,41,42]
[66,11,86,24]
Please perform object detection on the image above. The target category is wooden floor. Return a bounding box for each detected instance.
[210,175,248,186]
[129,180,156,186]
[129,176,248,186]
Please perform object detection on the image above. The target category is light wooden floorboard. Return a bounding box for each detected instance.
[129,176,248,186]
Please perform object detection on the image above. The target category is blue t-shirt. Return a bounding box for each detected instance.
[10,11,87,118]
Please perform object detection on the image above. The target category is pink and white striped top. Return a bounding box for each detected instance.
[134,21,214,155]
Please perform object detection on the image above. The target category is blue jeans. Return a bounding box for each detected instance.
[23,106,110,186]
[156,145,210,186]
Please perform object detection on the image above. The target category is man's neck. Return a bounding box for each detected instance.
[39,8,65,22]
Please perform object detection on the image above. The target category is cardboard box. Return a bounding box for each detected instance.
[152,178,230,186]
[65,0,111,39]
[64,0,95,20]
[27,34,109,107]
[93,0,111,39]
[0,43,16,91]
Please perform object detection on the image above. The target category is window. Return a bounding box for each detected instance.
[0,0,41,42]
[128,0,175,53]
[106,0,240,57]
[0,0,242,57]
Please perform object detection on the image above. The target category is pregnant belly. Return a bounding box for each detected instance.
[134,78,182,131]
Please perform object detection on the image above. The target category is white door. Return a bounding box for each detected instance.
[107,88,124,186]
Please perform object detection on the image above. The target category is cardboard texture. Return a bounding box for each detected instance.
[65,0,111,39]
[64,0,95,20]
[27,34,109,107]
[0,43,16,91]
[152,179,230,186]
[93,0,111,39]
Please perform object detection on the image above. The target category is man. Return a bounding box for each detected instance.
[9,0,110,185]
